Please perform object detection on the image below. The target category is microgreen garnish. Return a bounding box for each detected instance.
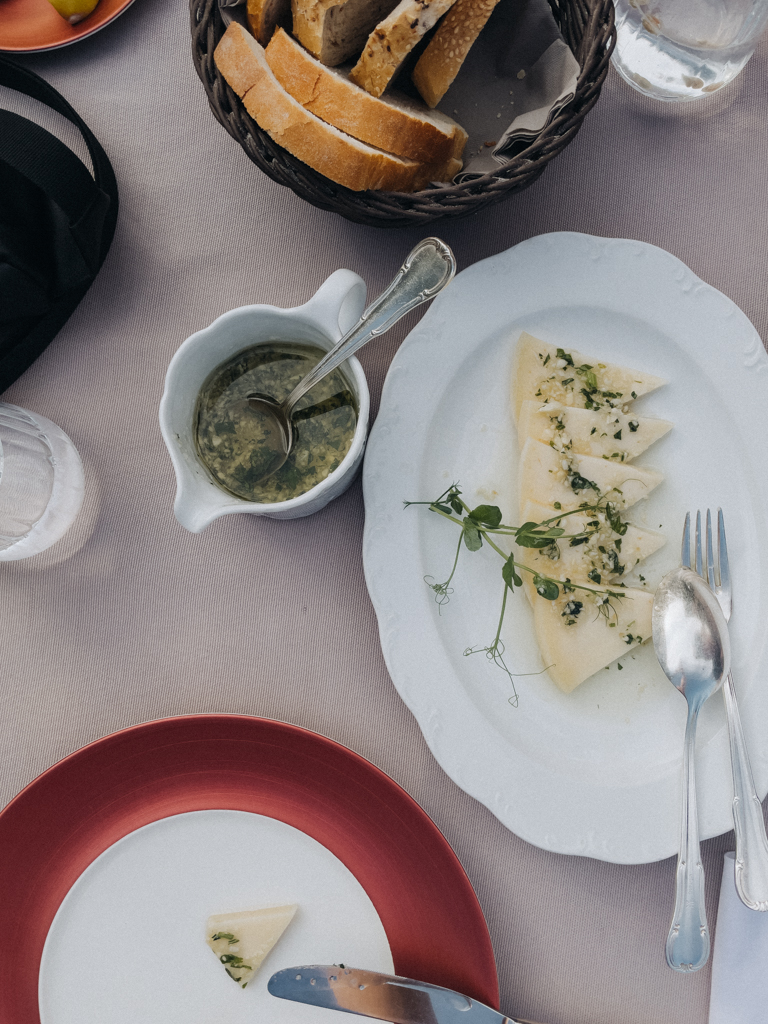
[405,485,627,702]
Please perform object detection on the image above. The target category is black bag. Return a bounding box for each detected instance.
[0,56,118,392]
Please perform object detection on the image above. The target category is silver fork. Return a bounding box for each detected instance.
[684,510,768,911]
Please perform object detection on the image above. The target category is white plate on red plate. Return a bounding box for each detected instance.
[0,716,497,1023]
[363,231,768,864]
[39,810,393,1024]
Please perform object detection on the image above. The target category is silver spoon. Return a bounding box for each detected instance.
[236,237,456,484]
[653,566,731,972]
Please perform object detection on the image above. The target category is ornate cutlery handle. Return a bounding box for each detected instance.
[285,238,455,412]
[723,673,768,910]
[666,703,710,972]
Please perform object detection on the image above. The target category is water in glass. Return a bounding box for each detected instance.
[612,0,768,101]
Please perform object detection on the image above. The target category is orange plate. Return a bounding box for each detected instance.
[0,714,499,1022]
[0,0,137,52]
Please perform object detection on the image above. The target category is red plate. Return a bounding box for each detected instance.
[0,0,137,53]
[0,714,498,1022]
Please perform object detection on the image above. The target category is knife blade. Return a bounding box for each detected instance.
[268,966,538,1024]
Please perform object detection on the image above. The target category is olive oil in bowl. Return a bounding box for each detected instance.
[195,342,358,504]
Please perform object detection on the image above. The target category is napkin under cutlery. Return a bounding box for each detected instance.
[709,851,768,1024]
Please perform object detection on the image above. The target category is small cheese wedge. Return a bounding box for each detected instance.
[533,587,653,693]
[206,904,297,988]
[511,332,667,422]
[518,500,664,599]
[518,439,664,513]
[517,401,672,462]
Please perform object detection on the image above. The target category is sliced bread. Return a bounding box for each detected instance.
[349,0,460,98]
[292,0,402,66]
[412,0,501,107]
[246,0,291,45]
[265,28,466,163]
[214,24,451,191]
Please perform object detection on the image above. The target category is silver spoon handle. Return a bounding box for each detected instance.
[284,238,456,414]
[723,672,768,910]
[666,703,710,972]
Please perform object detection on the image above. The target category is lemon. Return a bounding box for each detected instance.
[47,0,100,25]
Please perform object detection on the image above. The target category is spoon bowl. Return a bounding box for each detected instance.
[652,566,731,973]
[653,567,731,706]
[241,391,294,479]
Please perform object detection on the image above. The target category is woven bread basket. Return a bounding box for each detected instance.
[190,0,615,228]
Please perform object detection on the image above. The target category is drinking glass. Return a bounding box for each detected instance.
[612,0,768,101]
[0,403,84,560]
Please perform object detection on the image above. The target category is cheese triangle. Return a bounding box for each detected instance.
[206,904,297,987]
[518,500,664,599]
[518,439,663,513]
[511,332,667,422]
[517,400,672,462]
[532,587,653,693]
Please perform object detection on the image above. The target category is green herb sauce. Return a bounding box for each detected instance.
[195,342,357,503]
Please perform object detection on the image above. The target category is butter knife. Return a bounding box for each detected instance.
[268,965,543,1024]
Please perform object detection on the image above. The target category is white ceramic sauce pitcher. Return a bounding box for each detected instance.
[159,269,368,531]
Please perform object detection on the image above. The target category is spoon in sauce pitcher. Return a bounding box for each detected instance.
[234,238,456,484]
[652,567,731,973]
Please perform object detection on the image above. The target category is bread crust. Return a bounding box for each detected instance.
[265,28,465,163]
[292,0,401,65]
[214,23,446,191]
[246,0,291,45]
[349,0,459,98]
[412,0,502,107]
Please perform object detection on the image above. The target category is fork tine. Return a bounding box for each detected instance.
[718,508,731,601]
[706,509,717,589]
[681,512,692,568]
[695,510,703,577]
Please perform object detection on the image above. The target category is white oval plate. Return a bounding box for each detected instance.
[39,810,393,1024]
[363,232,768,864]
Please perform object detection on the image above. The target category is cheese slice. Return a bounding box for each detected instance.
[517,401,672,461]
[206,904,297,987]
[533,586,653,693]
[518,438,664,513]
[518,500,664,600]
[511,332,667,422]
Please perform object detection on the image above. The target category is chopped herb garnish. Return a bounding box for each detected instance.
[562,600,583,625]
[576,365,599,390]
[569,472,599,492]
